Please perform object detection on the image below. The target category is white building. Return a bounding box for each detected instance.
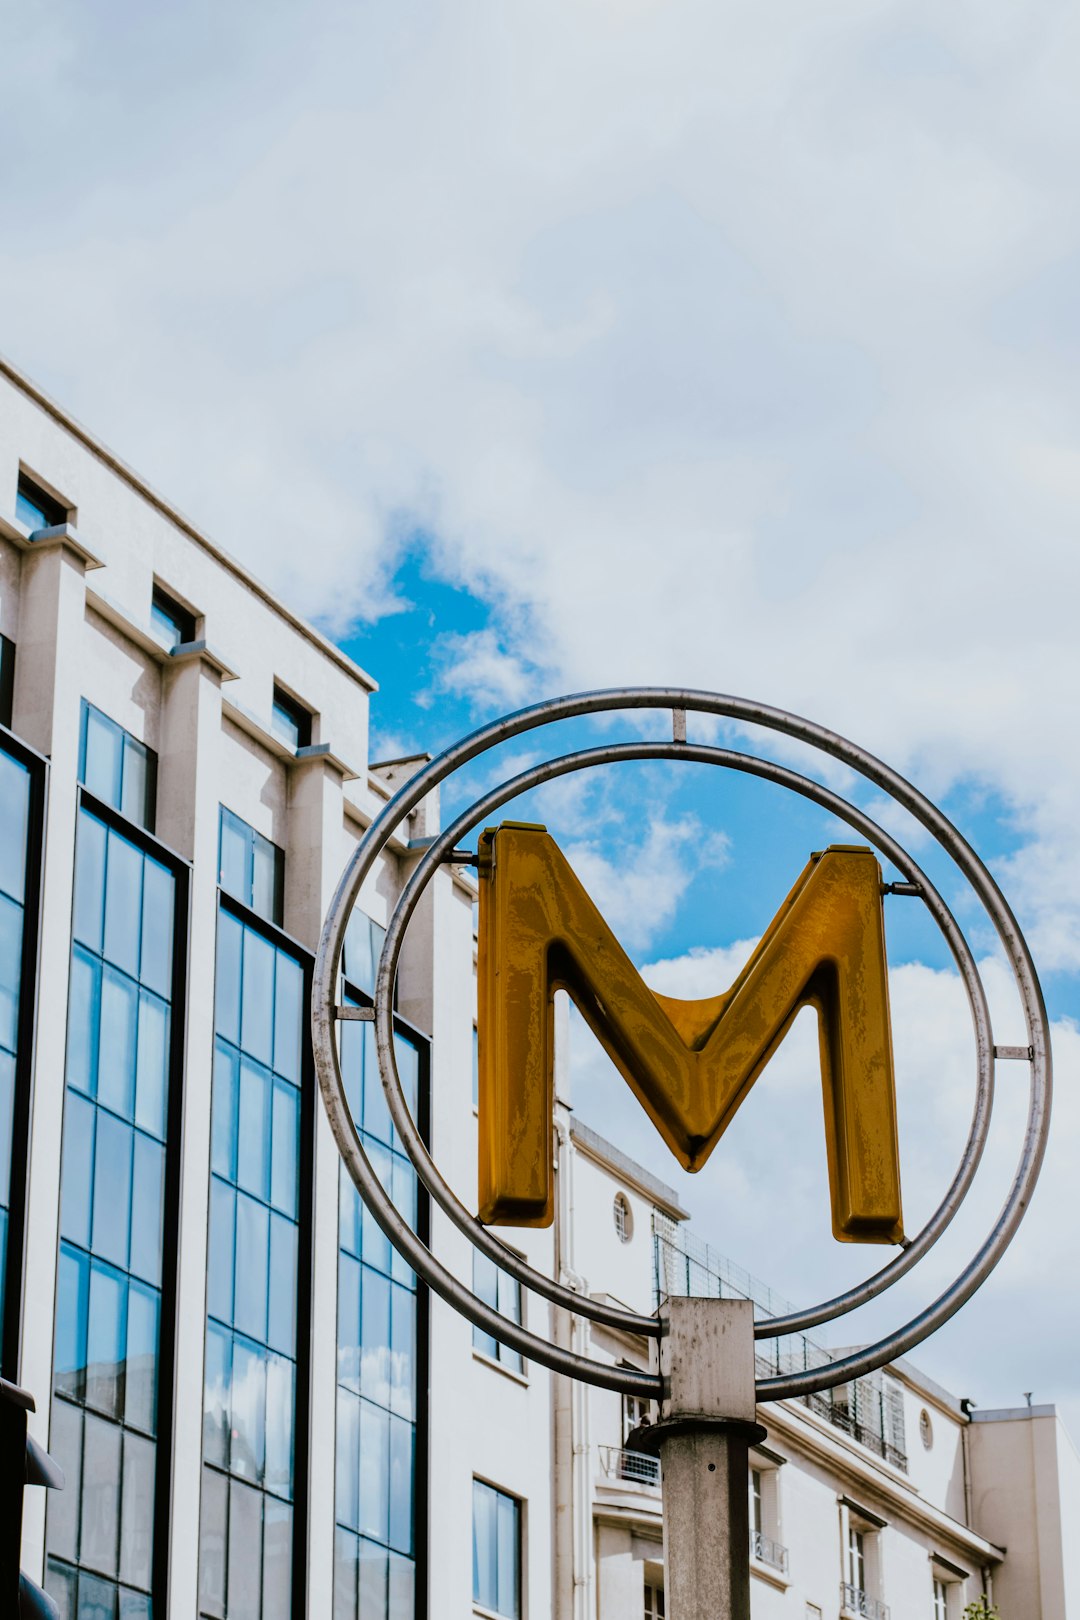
[0,353,1076,1620]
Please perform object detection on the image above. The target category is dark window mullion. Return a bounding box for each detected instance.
[0,728,48,1378]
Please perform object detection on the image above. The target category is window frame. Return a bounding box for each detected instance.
[217,806,285,927]
[333,972,431,1620]
[472,1476,522,1620]
[16,468,69,531]
[150,584,197,651]
[644,1580,665,1619]
[0,723,48,1379]
[200,891,317,1620]
[472,1247,526,1380]
[78,700,158,834]
[49,784,191,1612]
[0,635,14,731]
[613,1192,633,1243]
[270,685,313,752]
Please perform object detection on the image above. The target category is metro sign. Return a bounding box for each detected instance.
[476,822,904,1245]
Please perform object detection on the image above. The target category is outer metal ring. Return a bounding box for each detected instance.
[312,689,1052,1400]
[377,743,992,1345]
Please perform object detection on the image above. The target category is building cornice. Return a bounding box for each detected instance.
[0,349,378,694]
[570,1117,690,1223]
[762,1397,1005,1566]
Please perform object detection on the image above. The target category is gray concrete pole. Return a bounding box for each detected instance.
[630,1299,766,1620]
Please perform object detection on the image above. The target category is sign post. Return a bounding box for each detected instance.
[634,1299,765,1620]
[312,687,1052,1620]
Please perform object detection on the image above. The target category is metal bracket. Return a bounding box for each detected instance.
[335,1005,375,1022]
[993,1045,1034,1061]
[672,707,687,744]
[882,881,922,896]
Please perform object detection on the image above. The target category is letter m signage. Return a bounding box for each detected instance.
[476,823,903,1245]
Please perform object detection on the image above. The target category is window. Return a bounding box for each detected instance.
[0,634,14,730]
[150,585,196,651]
[199,907,306,1620]
[848,1527,866,1591]
[472,1480,519,1619]
[270,686,312,752]
[15,470,67,532]
[472,1023,479,1110]
[613,1192,633,1243]
[623,1382,650,1444]
[933,1578,948,1619]
[45,807,178,1617]
[750,1468,763,1536]
[748,1461,788,1572]
[644,1583,665,1619]
[0,741,33,1348]
[334,981,423,1620]
[341,912,386,1000]
[218,808,284,927]
[80,702,157,832]
[473,1251,524,1375]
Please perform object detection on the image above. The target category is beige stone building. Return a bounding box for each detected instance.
[0,353,1075,1620]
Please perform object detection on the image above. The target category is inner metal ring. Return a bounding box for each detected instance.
[312,688,1051,1399]
[377,743,992,1345]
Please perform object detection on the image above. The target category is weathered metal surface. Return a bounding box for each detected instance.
[477,825,902,1242]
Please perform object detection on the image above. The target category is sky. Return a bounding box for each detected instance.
[2,0,1078,1435]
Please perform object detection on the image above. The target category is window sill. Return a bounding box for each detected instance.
[750,1555,790,1592]
[472,1347,530,1388]
[474,1607,516,1620]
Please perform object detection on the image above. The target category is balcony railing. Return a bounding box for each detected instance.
[598,1446,661,1488]
[750,1530,788,1573]
[841,1583,890,1620]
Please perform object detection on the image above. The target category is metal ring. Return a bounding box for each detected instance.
[376,743,992,1346]
[312,689,1052,1400]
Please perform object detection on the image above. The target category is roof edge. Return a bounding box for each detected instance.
[570,1116,690,1222]
[0,350,378,694]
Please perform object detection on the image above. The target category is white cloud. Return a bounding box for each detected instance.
[429,628,535,712]
[564,816,729,952]
[2,0,1078,1423]
[2,0,1077,961]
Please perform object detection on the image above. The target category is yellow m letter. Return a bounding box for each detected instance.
[477,823,903,1244]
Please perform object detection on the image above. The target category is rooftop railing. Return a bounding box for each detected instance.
[655,1218,908,1473]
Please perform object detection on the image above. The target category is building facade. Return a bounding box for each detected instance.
[0,355,1076,1620]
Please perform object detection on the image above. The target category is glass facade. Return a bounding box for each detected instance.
[199,905,305,1620]
[472,1480,519,1619]
[333,931,422,1620]
[218,808,284,928]
[0,740,32,1341]
[80,701,156,833]
[47,804,177,1618]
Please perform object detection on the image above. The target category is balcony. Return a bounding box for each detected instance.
[841,1583,890,1620]
[750,1530,788,1573]
[598,1446,661,1489]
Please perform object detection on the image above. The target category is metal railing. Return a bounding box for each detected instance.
[598,1445,661,1488]
[841,1583,890,1620]
[655,1218,909,1473]
[750,1530,788,1572]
